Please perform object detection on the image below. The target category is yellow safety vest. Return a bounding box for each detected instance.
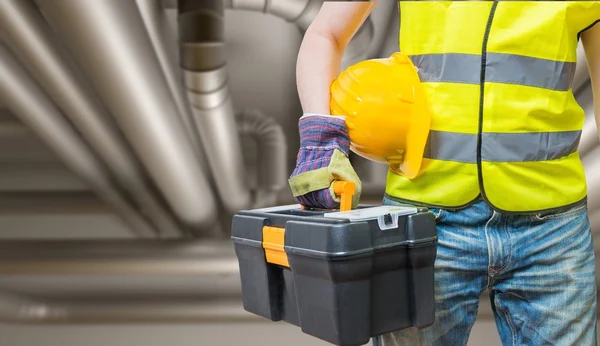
[386,1,600,213]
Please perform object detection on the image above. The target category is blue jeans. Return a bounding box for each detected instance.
[374,198,597,346]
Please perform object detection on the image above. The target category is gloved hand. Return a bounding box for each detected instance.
[288,114,361,209]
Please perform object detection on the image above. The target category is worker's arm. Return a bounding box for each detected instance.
[582,22,600,136]
[296,1,376,114]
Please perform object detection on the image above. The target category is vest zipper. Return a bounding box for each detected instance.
[476,0,499,210]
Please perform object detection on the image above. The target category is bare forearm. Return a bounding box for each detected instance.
[296,31,344,114]
[295,2,376,115]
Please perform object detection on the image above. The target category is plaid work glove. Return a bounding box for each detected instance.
[288,114,361,209]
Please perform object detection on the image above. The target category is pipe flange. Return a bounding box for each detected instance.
[187,87,230,110]
[184,67,228,94]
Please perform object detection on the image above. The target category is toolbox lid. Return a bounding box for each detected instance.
[250,204,302,213]
[324,205,418,230]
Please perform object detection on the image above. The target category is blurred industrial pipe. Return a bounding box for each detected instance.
[0,293,53,322]
[135,0,208,170]
[0,45,157,238]
[0,294,257,324]
[237,109,287,208]
[0,239,238,276]
[0,239,249,323]
[38,0,218,231]
[178,0,252,214]
[0,0,184,238]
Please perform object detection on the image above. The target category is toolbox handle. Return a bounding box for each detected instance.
[299,181,356,212]
[333,181,355,212]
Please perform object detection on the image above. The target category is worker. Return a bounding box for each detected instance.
[288,1,600,345]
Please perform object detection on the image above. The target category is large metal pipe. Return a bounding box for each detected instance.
[0,0,134,187]
[38,0,218,230]
[0,45,156,237]
[135,0,209,170]
[0,0,183,238]
[0,293,52,322]
[237,109,287,208]
[0,239,250,323]
[0,239,242,306]
[178,0,252,213]
[0,239,237,276]
[0,294,257,324]
[0,274,242,301]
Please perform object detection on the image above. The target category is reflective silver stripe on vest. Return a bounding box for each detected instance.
[410,53,481,84]
[423,131,477,163]
[482,131,581,162]
[410,53,576,91]
[424,130,581,163]
[486,53,576,91]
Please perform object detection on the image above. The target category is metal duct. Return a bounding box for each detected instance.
[135,0,209,171]
[0,239,238,276]
[0,45,156,238]
[0,293,52,322]
[0,0,183,238]
[178,0,252,213]
[237,109,287,208]
[38,0,218,230]
[0,239,248,323]
[0,275,242,301]
[0,295,257,324]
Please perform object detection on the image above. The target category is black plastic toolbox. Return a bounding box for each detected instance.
[231,203,437,346]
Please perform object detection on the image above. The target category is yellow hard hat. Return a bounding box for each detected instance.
[330,52,431,179]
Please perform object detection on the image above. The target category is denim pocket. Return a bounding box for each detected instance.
[531,202,588,221]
